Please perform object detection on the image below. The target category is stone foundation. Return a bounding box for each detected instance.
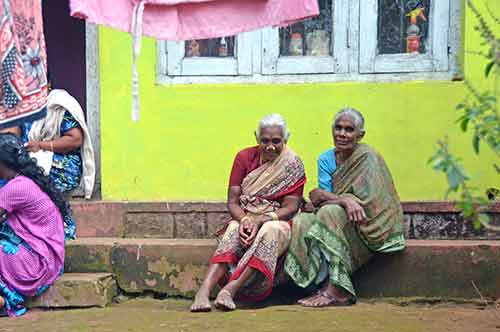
[72,201,500,240]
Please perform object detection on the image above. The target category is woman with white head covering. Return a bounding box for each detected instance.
[23,89,95,199]
[22,89,96,239]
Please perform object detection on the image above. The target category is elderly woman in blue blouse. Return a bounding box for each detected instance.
[285,108,405,307]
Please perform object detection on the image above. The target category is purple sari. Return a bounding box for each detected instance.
[0,176,65,317]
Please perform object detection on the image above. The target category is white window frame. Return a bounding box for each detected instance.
[261,0,349,75]
[359,0,451,73]
[160,32,253,76]
[156,0,461,84]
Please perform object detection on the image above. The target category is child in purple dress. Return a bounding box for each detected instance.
[0,133,69,317]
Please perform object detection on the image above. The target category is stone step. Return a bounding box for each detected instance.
[65,238,500,300]
[72,201,500,240]
[65,238,213,300]
[27,273,117,308]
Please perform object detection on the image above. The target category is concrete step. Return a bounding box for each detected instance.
[72,201,500,240]
[65,238,213,298]
[27,273,117,308]
[65,238,500,300]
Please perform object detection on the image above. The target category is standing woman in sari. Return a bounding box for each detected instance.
[191,114,306,312]
[0,134,68,317]
[285,108,405,307]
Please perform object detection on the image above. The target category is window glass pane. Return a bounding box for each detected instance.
[184,36,236,58]
[378,0,430,54]
[279,0,332,57]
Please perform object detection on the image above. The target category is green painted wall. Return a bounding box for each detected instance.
[99,2,499,201]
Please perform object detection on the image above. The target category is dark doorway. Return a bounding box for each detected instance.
[42,1,86,114]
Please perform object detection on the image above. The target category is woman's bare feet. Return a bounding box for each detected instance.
[298,282,332,306]
[0,295,4,308]
[297,292,322,305]
[299,283,354,307]
[190,263,229,312]
[214,289,236,311]
[190,288,211,312]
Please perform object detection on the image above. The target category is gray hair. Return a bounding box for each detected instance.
[256,113,290,141]
[333,108,365,134]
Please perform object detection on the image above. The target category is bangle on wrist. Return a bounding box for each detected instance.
[266,212,279,221]
[240,216,251,223]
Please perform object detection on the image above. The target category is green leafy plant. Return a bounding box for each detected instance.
[429,0,499,231]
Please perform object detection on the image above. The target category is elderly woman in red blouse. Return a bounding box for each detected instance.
[191,114,306,312]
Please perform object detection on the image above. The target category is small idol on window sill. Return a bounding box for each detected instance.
[406,24,421,53]
[406,5,427,25]
[289,32,303,56]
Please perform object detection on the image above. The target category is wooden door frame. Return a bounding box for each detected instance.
[85,23,101,199]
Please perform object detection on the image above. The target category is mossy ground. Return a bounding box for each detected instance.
[2,298,499,332]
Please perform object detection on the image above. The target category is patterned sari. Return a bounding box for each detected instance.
[212,147,306,301]
[0,0,48,129]
[285,144,405,298]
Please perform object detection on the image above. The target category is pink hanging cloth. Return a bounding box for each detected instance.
[71,0,319,41]
[70,0,319,121]
[0,0,48,129]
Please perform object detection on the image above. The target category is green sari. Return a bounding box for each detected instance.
[284,144,405,297]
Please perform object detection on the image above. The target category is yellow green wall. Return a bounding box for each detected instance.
[99,2,499,201]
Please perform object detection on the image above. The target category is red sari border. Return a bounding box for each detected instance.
[211,252,239,265]
[266,176,307,201]
[229,256,275,302]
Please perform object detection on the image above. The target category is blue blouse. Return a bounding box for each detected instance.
[317,148,337,192]
[21,111,82,193]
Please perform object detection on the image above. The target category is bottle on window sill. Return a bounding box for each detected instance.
[219,37,228,57]
[187,40,201,57]
[306,30,330,56]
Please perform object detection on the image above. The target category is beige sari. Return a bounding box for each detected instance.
[212,147,306,301]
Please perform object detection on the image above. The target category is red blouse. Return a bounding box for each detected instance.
[228,146,304,197]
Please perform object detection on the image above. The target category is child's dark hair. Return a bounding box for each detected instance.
[0,133,70,219]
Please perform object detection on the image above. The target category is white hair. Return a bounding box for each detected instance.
[256,113,290,141]
[333,108,365,134]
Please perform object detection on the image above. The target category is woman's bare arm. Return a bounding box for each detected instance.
[0,127,21,136]
[317,197,367,223]
[26,127,83,154]
[309,188,340,207]
[242,195,301,246]
[227,186,246,221]
[251,194,302,226]
[275,195,301,221]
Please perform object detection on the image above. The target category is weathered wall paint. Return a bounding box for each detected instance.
[99,2,498,201]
